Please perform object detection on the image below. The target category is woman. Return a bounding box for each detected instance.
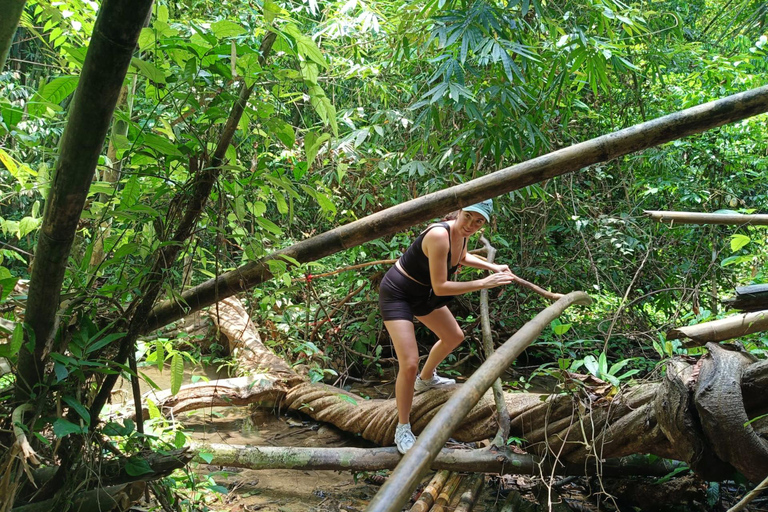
[378,199,516,454]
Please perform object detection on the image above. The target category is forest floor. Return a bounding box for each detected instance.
[113,365,766,512]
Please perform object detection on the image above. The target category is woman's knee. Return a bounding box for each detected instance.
[443,328,465,349]
[398,357,419,380]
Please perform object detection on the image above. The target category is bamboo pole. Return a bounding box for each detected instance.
[15,0,155,402]
[410,471,450,512]
[431,473,463,512]
[453,473,484,512]
[478,236,511,447]
[0,0,26,71]
[366,292,592,512]
[666,310,768,345]
[144,86,768,333]
[645,210,768,226]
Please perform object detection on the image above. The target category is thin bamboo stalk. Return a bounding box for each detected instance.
[410,470,451,512]
[430,473,463,512]
[453,473,484,512]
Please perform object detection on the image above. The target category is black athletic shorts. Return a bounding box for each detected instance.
[378,266,453,322]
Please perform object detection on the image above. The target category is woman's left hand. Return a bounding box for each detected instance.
[493,264,513,275]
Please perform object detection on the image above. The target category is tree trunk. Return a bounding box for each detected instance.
[0,0,26,71]
[190,443,683,477]
[88,30,277,424]
[144,85,768,333]
[15,0,155,401]
[478,236,510,447]
[667,310,768,345]
[645,210,768,225]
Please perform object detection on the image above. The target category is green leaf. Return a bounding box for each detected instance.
[263,0,282,23]
[266,119,295,148]
[125,457,154,476]
[131,57,166,84]
[10,322,23,356]
[120,175,141,208]
[305,131,330,168]
[53,418,86,438]
[307,85,338,135]
[198,451,214,464]
[211,20,246,39]
[336,394,358,406]
[1,101,23,130]
[39,76,79,104]
[156,340,164,371]
[283,24,327,68]
[18,217,40,238]
[730,234,751,252]
[85,332,126,354]
[255,217,283,236]
[143,133,183,157]
[583,355,599,377]
[147,399,161,420]
[63,396,91,426]
[552,323,571,336]
[170,353,184,395]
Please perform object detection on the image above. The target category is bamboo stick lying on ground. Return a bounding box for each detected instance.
[411,471,451,512]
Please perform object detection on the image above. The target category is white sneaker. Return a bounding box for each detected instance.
[394,423,416,454]
[414,373,456,393]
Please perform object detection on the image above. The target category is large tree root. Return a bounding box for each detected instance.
[147,298,768,485]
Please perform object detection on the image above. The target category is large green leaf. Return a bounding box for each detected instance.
[39,76,79,104]
[131,57,166,84]
[170,353,184,395]
[211,20,246,39]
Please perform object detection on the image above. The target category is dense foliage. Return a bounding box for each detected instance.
[0,0,768,508]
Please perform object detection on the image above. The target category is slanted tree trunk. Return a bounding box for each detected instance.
[144,86,768,333]
[15,0,155,401]
[0,0,26,71]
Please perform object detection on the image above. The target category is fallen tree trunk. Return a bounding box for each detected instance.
[190,443,683,477]
[144,86,768,333]
[146,298,768,495]
[645,210,768,226]
[667,310,768,345]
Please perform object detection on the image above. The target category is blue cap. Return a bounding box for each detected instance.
[462,199,493,222]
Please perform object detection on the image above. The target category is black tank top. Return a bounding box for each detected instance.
[398,222,467,287]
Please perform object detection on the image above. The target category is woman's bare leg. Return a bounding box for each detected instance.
[384,319,420,424]
[415,306,464,379]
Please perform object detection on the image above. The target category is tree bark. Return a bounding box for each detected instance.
[478,236,510,447]
[645,210,768,226]
[15,0,155,401]
[144,85,768,333]
[190,443,681,477]
[666,310,768,345]
[0,0,26,71]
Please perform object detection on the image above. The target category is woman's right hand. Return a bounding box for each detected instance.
[481,272,516,289]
